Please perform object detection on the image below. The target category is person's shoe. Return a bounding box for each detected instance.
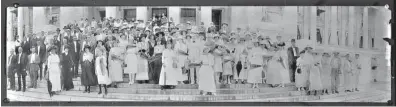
[355,88,359,92]
[83,90,88,93]
[374,79,377,82]
[335,91,339,94]
[98,91,102,94]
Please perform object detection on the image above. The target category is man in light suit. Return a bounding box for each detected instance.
[287,39,299,82]
[27,46,41,89]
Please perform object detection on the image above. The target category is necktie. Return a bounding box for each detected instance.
[18,54,21,64]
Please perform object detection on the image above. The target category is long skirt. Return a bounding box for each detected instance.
[320,65,332,90]
[309,66,323,90]
[247,67,263,83]
[136,57,149,80]
[214,56,223,73]
[151,54,162,84]
[295,65,310,88]
[49,63,62,91]
[159,64,179,86]
[222,61,233,76]
[81,61,98,86]
[343,71,354,90]
[198,65,216,92]
[95,56,112,85]
[61,65,74,90]
[109,59,124,82]
[266,60,282,85]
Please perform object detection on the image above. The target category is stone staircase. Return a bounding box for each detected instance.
[7,76,391,102]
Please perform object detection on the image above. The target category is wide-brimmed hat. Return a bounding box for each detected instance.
[222,23,228,26]
[83,45,91,50]
[48,45,58,52]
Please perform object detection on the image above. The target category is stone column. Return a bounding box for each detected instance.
[17,7,25,41]
[323,7,330,45]
[137,6,148,22]
[168,7,180,24]
[310,7,317,44]
[303,7,310,40]
[363,7,369,49]
[106,7,118,19]
[200,6,212,29]
[330,7,338,45]
[7,8,14,41]
[348,7,355,47]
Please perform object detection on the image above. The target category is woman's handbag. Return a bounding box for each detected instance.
[296,67,302,74]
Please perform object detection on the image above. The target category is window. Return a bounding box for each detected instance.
[180,8,196,25]
[124,9,136,21]
[45,7,60,26]
[152,8,168,19]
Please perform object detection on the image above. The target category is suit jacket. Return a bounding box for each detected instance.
[36,44,47,64]
[70,41,81,64]
[14,53,29,75]
[53,40,61,54]
[21,41,32,55]
[287,46,300,63]
[61,53,74,70]
[27,53,41,72]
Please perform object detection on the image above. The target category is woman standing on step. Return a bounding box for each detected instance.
[198,46,217,95]
[308,52,323,95]
[81,45,98,93]
[320,52,332,94]
[60,45,74,91]
[159,40,179,89]
[95,41,111,95]
[46,46,62,97]
[108,41,125,87]
[295,50,308,91]
[124,40,139,85]
[149,38,165,84]
[136,36,150,83]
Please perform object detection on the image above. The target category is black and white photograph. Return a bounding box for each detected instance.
[5,6,392,102]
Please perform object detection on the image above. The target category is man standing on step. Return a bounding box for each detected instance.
[27,46,41,89]
[371,57,378,82]
[330,52,342,94]
[287,39,299,83]
[15,46,28,92]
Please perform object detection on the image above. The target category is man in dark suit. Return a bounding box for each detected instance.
[15,46,28,92]
[53,35,62,54]
[36,40,46,80]
[287,39,299,82]
[70,36,81,78]
[21,36,32,55]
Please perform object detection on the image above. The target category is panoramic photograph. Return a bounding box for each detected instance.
[5,6,392,102]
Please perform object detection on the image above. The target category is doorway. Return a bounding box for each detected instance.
[99,11,106,20]
[212,9,222,32]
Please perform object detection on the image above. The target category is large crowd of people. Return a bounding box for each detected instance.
[7,15,379,97]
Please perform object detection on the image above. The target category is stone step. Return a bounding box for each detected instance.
[17,88,307,101]
[344,92,389,102]
[26,86,296,95]
[33,80,295,89]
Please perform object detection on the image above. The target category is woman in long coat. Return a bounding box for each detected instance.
[47,46,62,96]
[308,52,323,95]
[320,53,332,94]
[60,45,74,91]
[198,46,217,95]
[159,40,179,89]
[124,41,139,84]
[81,45,98,93]
[95,41,112,95]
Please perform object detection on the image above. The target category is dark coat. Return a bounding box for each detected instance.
[13,53,29,76]
[36,44,47,64]
[287,46,300,63]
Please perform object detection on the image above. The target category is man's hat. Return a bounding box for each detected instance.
[56,28,61,31]
[48,45,58,52]
[222,23,228,26]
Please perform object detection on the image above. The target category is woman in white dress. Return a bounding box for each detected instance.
[266,46,283,87]
[124,41,139,84]
[108,42,125,88]
[320,53,332,94]
[212,36,225,84]
[308,52,323,95]
[222,39,234,84]
[247,42,266,88]
[136,36,150,83]
[95,41,112,95]
[174,37,189,83]
[274,36,290,87]
[159,40,179,89]
[198,46,217,95]
[46,46,62,96]
[295,47,313,91]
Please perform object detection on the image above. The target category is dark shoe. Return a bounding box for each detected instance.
[114,85,118,88]
[335,91,339,94]
[355,88,359,91]
[374,79,377,82]
[16,89,21,91]
[83,90,88,93]
[98,91,102,94]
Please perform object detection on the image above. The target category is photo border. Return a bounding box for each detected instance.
[1,0,394,106]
